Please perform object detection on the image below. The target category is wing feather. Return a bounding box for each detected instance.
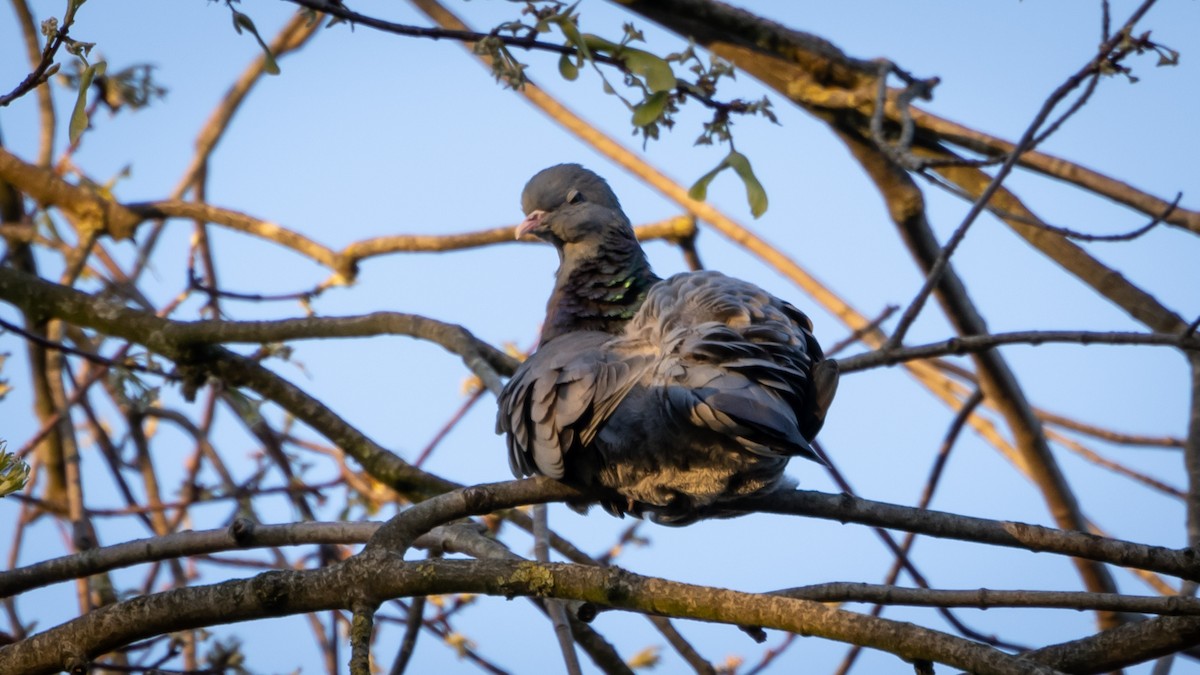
[627,271,836,463]
[497,331,647,479]
[497,267,838,520]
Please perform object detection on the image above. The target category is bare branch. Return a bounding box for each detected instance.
[1026,614,1200,673]
[0,520,377,598]
[777,582,1200,616]
[8,0,56,165]
[0,0,77,108]
[737,489,1199,582]
[838,330,1200,373]
[885,0,1161,348]
[0,521,1061,675]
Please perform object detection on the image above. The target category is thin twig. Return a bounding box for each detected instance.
[885,0,1162,348]
[813,438,1023,650]
[0,316,180,380]
[834,389,987,675]
[921,170,1181,243]
[389,595,427,675]
[534,505,583,675]
[0,1,74,107]
[825,305,898,357]
[839,329,1200,373]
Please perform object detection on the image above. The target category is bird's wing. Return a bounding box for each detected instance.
[627,271,838,463]
[497,331,647,479]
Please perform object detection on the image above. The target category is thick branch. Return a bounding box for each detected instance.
[1025,615,1200,674]
[0,147,140,239]
[610,0,1198,236]
[0,558,1059,675]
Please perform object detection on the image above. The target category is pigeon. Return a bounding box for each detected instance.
[497,164,838,524]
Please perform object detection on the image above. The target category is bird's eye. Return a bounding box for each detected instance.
[566,189,585,205]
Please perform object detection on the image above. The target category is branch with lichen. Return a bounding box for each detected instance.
[0,554,1059,675]
[4,475,1196,674]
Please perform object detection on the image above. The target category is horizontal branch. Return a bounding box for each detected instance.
[0,147,140,238]
[777,582,1200,616]
[734,490,1200,582]
[4,479,1196,672]
[283,0,608,63]
[10,477,1196,599]
[0,520,377,598]
[0,145,695,290]
[341,216,697,262]
[127,200,354,281]
[0,556,1059,675]
[838,330,1200,373]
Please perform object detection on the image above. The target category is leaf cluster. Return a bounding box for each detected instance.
[0,441,31,499]
[494,1,777,216]
[1099,28,1180,82]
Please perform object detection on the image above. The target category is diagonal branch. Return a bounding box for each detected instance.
[881,0,1160,347]
[0,265,455,499]
[833,122,1122,624]
[917,141,1187,334]
[737,489,1199,582]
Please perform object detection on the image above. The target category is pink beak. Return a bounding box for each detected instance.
[516,210,545,239]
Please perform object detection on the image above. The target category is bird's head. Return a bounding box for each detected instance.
[517,164,628,247]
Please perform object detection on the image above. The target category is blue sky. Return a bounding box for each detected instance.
[2,1,1199,673]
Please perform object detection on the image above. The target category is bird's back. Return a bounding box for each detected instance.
[499,270,837,524]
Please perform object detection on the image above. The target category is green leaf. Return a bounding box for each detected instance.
[231,10,280,75]
[725,150,768,218]
[69,61,105,145]
[688,158,730,202]
[620,48,675,93]
[0,353,10,402]
[0,443,31,498]
[581,33,620,53]
[557,17,590,63]
[558,52,579,81]
[231,9,250,34]
[687,151,769,217]
[255,35,281,75]
[631,91,668,127]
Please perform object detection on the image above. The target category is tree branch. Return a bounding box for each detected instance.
[776,582,1200,616]
[0,557,1061,675]
[838,330,1200,373]
[735,489,1199,582]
